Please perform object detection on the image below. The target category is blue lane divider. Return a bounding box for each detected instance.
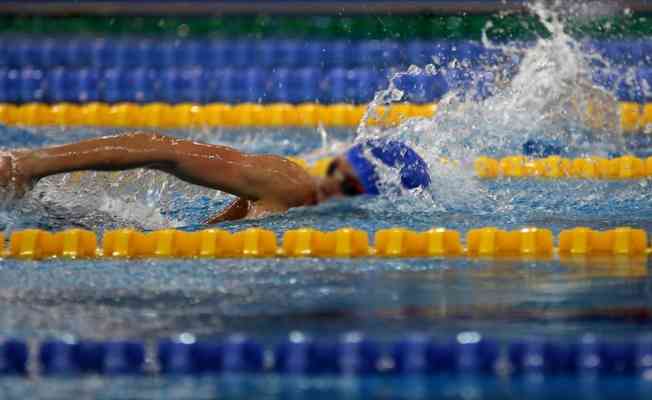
[3,37,652,71]
[0,66,448,104]
[40,340,145,376]
[582,39,652,67]
[0,339,28,375]
[158,335,264,374]
[45,68,100,103]
[2,333,652,377]
[0,65,650,104]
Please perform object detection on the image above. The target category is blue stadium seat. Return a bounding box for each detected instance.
[268,67,322,103]
[46,68,100,102]
[18,68,46,102]
[159,67,205,103]
[102,67,158,103]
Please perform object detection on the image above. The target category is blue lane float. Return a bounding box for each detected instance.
[0,339,28,375]
[1,333,651,377]
[39,340,145,376]
[0,65,650,104]
[158,335,265,375]
[0,66,446,104]
[0,37,651,104]
[2,37,652,70]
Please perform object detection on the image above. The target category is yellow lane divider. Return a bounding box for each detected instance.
[621,102,652,133]
[475,155,652,179]
[0,102,438,129]
[0,101,651,131]
[290,154,652,180]
[2,226,649,260]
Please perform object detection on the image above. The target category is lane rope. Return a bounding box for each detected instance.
[474,155,652,179]
[3,226,649,260]
[3,332,652,376]
[0,101,650,132]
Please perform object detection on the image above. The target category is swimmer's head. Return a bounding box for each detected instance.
[327,139,430,196]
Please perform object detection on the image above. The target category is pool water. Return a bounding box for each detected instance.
[0,123,651,398]
[3,5,652,398]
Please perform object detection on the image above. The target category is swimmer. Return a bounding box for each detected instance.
[0,132,430,223]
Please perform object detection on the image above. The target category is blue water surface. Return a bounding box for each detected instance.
[1,125,652,398]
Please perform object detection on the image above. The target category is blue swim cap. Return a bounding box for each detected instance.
[345,139,431,195]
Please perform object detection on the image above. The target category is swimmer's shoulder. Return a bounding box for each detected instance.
[247,153,318,203]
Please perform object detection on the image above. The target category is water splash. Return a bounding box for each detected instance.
[350,1,633,216]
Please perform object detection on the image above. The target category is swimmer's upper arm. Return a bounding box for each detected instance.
[166,138,311,204]
[11,131,310,204]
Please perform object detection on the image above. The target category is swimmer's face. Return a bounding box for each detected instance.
[326,157,365,196]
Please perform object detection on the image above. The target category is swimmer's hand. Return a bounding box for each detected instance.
[0,152,35,197]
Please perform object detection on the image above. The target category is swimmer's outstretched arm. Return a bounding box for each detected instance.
[2,132,314,206]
